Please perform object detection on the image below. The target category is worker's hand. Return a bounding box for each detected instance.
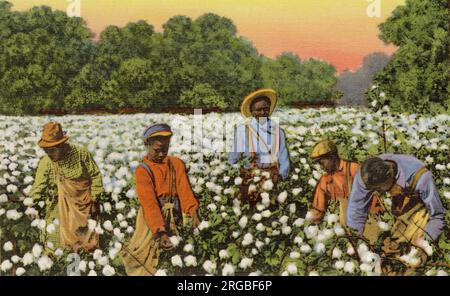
[160,233,173,250]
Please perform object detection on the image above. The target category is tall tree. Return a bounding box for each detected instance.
[373,0,449,113]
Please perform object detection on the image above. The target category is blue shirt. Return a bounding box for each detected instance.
[346,154,445,240]
[228,118,290,179]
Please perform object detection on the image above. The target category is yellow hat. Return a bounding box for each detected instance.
[310,140,337,159]
[240,89,277,118]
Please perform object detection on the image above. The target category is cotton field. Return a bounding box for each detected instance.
[0,107,449,276]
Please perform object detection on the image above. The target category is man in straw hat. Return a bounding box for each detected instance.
[347,154,445,260]
[308,140,384,243]
[122,123,201,276]
[30,121,103,252]
[228,89,290,206]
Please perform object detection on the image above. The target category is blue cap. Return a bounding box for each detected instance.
[143,123,173,140]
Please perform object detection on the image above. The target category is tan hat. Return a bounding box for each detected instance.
[38,122,69,148]
[310,140,337,159]
[240,89,277,118]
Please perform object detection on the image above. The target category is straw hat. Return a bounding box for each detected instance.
[240,89,277,118]
[38,122,69,148]
[310,140,337,159]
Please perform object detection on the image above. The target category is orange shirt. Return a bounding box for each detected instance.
[312,159,383,214]
[312,159,359,213]
[135,155,199,234]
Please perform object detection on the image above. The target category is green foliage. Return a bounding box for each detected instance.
[179,83,226,109]
[373,0,450,114]
[261,53,338,106]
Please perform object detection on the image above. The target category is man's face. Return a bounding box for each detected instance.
[44,143,67,162]
[317,155,340,174]
[147,137,170,163]
[251,97,271,121]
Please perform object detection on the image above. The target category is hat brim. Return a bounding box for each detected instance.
[38,136,69,148]
[240,89,277,118]
[148,131,173,138]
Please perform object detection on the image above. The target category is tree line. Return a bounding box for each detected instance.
[0,2,338,115]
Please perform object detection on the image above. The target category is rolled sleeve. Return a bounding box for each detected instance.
[174,158,199,216]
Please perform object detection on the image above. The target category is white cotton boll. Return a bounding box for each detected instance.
[293,218,305,227]
[87,219,97,231]
[108,248,119,260]
[0,193,8,203]
[332,247,343,259]
[3,241,13,252]
[37,256,53,271]
[38,201,45,208]
[15,267,26,276]
[242,233,254,246]
[252,213,262,221]
[23,197,33,207]
[248,184,257,194]
[32,244,43,258]
[360,263,373,273]
[344,261,356,274]
[234,177,243,186]
[202,260,216,274]
[55,249,63,257]
[115,201,126,210]
[22,253,34,266]
[277,191,288,204]
[272,230,280,236]
[197,221,209,231]
[102,265,115,276]
[119,220,128,228]
[265,237,271,244]
[103,220,113,231]
[37,219,46,230]
[357,243,369,256]
[88,270,97,276]
[286,263,297,275]
[46,224,56,234]
[97,256,109,266]
[102,202,112,214]
[125,189,136,199]
[378,221,390,231]
[255,240,264,249]
[219,249,229,259]
[309,271,319,276]
[261,171,271,179]
[232,231,240,238]
[11,255,20,264]
[24,175,34,184]
[222,264,235,276]
[0,208,4,217]
[437,270,448,276]
[279,215,289,224]
[223,176,231,183]
[294,236,303,246]
[305,210,314,221]
[88,261,96,270]
[281,271,289,276]
[292,188,302,196]
[171,255,183,268]
[300,244,312,254]
[289,203,296,213]
[308,178,317,187]
[207,203,217,212]
[262,180,274,191]
[256,203,266,211]
[93,249,103,260]
[6,209,23,220]
[444,192,450,200]
[326,214,338,225]
[183,244,194,253]
[282,226,292,235]
[335,260,345,270]
[46,242,54,250]
[253,176,261,183]
[25,207,38,217]
[6,184,18,193]
[334,225,345,237]
[261,192,270,206]
[256,223,266,232]
[290,251,300,259]
[213,196,222,202]
[305,225,319,239]
[249,271,262,276]
[261,210,271,218]
[238,257,253,270]
[238,216,248,229]
[79,261,87,273]
[169,236,181,248]
[1,260,13,272]
[347,245,355,256]
[314,242,325,254]
[233,206,241,217]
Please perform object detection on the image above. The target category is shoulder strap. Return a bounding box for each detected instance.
[409,166,428,192]
[168,158,176,197]
[139,162,155,186]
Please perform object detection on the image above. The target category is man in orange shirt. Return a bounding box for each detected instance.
[309,140,384,242]
[123,123,201,276]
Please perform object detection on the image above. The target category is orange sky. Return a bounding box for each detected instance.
[10,0,404,72]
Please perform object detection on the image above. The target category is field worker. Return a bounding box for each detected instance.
[123,123,201,276]
[308,140,384,242]
[347,154,445,256]
[30,121,103,252]
[228,89,290,205]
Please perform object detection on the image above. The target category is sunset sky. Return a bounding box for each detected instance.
[10,0,405,72]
